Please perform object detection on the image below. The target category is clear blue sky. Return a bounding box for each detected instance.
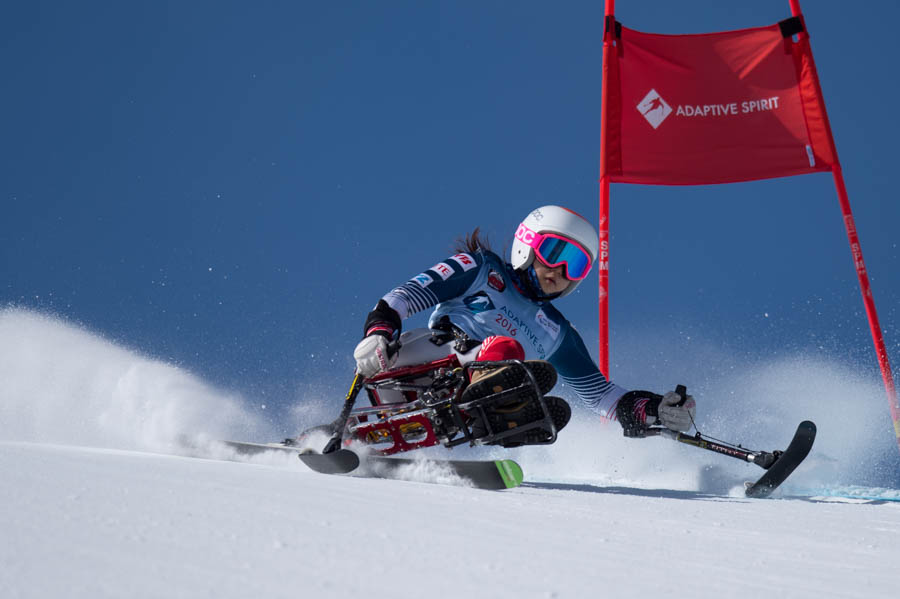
[3,1,898,437]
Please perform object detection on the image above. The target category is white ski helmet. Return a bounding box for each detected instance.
[511,205,599,297]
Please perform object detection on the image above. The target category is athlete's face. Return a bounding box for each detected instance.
[532,261,570,295]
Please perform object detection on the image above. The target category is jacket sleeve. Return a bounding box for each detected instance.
[379,252,484,320]
[548,324,628,419]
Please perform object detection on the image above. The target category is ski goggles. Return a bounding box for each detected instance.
[515,224,593,281]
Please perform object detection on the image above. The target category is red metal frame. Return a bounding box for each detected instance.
[349,354,464,455]
[352,412,440,455]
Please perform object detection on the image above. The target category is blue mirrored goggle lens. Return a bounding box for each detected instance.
[536,237,591,279]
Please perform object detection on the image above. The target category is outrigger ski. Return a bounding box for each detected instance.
[639,385,817,499]
[744,420,817,498]
[647,419,817,499]
[210,440,363,476]
[299,450,524,491]
[297,448,361,475]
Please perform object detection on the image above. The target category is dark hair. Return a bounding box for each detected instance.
[454,227,492,254]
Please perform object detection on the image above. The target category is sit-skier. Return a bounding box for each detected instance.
[353,205,696,445]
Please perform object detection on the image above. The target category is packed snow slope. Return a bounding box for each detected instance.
[2,308,900,598]
[3,441,899,599]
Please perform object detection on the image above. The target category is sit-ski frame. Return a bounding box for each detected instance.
[347,356,558,455]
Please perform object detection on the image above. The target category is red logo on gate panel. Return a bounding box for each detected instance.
[487,270,506,292]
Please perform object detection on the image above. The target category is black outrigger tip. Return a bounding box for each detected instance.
[744,420,817,498]
[298,448,361,475]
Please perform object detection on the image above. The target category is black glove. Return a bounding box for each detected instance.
[615,390,662,438]
[362,299,402,339]
[615,388,697,437]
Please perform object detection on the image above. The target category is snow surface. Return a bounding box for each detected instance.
[2,308,899,598]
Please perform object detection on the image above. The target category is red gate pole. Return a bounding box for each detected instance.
[598,0,615,379]
[832,169,900,448]
[790,0,900,450]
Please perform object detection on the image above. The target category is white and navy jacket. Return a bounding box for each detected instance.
[379,250,628,419]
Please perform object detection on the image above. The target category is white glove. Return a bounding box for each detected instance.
[657,390,696,432]
[353,335,396,378]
